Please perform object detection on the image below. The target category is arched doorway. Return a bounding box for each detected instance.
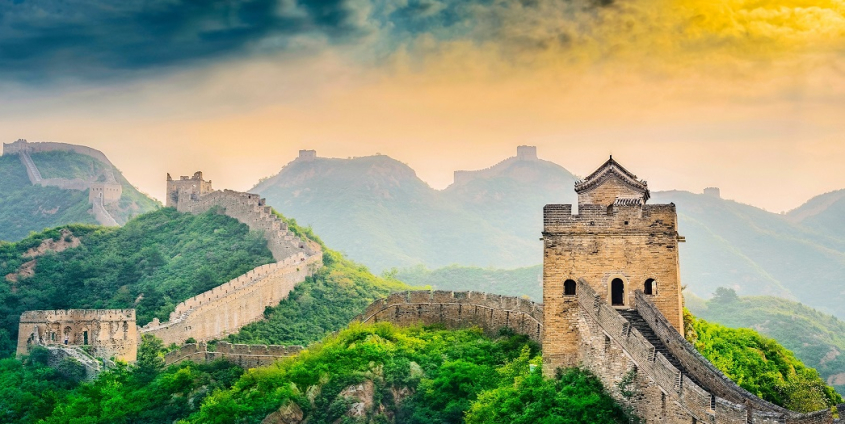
[611,279,625,306]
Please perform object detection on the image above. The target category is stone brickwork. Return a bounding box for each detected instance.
[140,253,321,345]
[89,182,123,204]
[352,290,543,343]
[575,281,837,423]
[17,309,137,362]
[164,341,302,368]
[543,157,684,372]
[166,171,214,207]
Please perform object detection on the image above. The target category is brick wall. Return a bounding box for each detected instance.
[140,253,321,345]
[352,290,543,343]
[164,341,302,368]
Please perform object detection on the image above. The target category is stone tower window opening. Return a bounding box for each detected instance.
[83,330,89,345]
[644,278,656,295]
[564,279,577,296]
[611,278,625,306]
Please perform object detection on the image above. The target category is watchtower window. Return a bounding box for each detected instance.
[611,278,625,306]
[564,279,577,296]
[644,278,655,295]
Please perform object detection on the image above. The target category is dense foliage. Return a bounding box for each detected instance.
[226,250,410,346]
[0,208,275,357]
[185,323,632,424]
[685,307,842,412]
[0,337,245,424]
[395,264,541,301]
[0,151,159,241]
[688,288,845,396]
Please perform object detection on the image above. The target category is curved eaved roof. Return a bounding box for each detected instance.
[574,156,650,202]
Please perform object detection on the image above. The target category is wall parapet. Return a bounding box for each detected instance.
[576,281,838,423]
[164,341,302,367]
[352,290,543,343]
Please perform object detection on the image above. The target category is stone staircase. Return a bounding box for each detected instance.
[618,309,704,389]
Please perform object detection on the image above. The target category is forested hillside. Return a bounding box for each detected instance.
[688,288,845,396]
[0,150,159,241]
[0,208,276,357]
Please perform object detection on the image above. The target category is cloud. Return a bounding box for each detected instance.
[0,0,371,82]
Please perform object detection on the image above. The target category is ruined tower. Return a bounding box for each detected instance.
[166,171,213,208]
[542,156,684,372]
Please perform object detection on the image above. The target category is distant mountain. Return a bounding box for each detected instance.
[252,147,575,271]
[0,140,160,241]
[787,189,845,241]
[653,190,845,317]
[688,289,845,396]
[252,147,845,318]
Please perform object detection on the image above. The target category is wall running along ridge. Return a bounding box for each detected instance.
[2,139,123,226]
[351,290,543,344]
[163,341,303,368]
[139,179,322,346]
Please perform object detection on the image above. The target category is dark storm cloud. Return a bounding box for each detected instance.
[0,0,603,82]
[0,0,369,81]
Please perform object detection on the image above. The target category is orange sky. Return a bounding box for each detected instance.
[1,0,844,212]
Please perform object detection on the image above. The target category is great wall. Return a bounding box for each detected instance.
[2,139,122,227]
[13,152,845,422]
[17,170,323,367]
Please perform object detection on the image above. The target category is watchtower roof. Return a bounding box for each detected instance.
[575,156,650,202]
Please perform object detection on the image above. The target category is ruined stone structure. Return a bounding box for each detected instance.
[359,157,844,423]
[17,309,137,362]
[453,145,539,185]
[165,171,214,208]
[2,139,123,226]
[164,341,303,368]
[352,290,543,343]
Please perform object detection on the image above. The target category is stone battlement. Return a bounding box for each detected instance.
[21,309,135,322]
[543,203,678,233]
[353,290,543,343]
[164,341,303,368]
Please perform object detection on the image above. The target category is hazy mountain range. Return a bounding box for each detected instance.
[252,149,845,319]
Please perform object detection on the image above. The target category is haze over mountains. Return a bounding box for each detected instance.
[0,144,159,241]
[252,147,845,319]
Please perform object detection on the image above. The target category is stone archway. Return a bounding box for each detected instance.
[611,279,625,306]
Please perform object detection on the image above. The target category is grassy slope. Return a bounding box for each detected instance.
[688,291,845,396]
[0,208,275,357]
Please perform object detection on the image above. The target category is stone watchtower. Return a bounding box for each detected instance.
[166,171,213,208]
[542,156,685,372]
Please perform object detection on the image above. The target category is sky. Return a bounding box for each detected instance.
[0,0,844,212]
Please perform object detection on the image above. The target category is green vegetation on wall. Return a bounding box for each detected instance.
[685,307,842,412]
[0,208,275,357]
